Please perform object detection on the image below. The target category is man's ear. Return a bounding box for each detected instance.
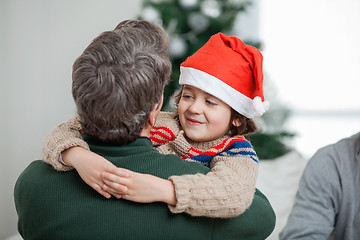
[232,118,242,127]
[148,103,159,127]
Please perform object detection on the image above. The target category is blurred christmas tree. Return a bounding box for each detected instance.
[138,0,294,159]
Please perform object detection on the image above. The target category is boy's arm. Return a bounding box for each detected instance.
[168,154,258,218]
[41,116,90,171]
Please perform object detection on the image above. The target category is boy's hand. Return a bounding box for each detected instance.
[63,147,128,199]
[101,170,176,205]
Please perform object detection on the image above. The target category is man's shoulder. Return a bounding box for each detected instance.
[19,160,51,174]
[15,160,52,198]
[15,160,74,188]
[333,132,360,155]
[16,160,54,183]
[310,132,360,168]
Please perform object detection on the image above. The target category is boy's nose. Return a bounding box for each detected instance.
[187,100,203,114]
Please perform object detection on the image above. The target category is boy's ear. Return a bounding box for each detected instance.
[148,103,159,126]
[232,118,242,127]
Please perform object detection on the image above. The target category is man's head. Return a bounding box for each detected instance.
[72,20,171,144]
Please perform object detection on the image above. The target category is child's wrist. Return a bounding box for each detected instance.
[61,147,81,167]
[161,179,177,205]
[58,153,69,166]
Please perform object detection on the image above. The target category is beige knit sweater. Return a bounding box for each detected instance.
[42,112,258,218]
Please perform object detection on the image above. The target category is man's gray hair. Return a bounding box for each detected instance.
[72,20,171,144]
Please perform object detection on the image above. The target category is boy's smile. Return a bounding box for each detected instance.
[186,117,204,126]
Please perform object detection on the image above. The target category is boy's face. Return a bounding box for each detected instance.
[178,85,232,142]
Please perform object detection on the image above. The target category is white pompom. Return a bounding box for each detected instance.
[253,96,270,117]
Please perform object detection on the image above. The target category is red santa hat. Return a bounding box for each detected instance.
[179,32,269,119]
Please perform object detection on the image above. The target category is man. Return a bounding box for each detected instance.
[280,132,360,240]
[14,20,275,240]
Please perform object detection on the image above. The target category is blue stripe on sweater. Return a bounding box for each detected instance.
[187,140,258,166]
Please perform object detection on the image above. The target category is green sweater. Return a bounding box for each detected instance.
[15,136,275,240]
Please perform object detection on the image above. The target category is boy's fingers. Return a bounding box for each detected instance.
[101,172,130,185]
[102,181,128,194]
[92,183,111,199]
[113,193,122,199]
[105,167,131,178]
[116,168,130,177]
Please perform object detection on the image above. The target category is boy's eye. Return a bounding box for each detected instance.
[182,94,193,99]
[206,100,217,106]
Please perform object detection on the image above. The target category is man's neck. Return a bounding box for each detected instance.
[139,123,152,138]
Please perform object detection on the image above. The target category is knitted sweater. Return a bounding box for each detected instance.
[42,112,259,218]
[16,137,276,240]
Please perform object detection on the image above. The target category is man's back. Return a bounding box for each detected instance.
[15,136,275,240]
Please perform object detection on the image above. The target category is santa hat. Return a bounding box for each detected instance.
[179,32,269,119]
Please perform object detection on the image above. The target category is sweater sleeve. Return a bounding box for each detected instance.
[168,146,259,218]
[41,116,90,171]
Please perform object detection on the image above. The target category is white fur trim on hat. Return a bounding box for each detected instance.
[179,66,269,118]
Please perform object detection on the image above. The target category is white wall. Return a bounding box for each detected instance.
[259,0,360,158]
[1,0,142,238]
